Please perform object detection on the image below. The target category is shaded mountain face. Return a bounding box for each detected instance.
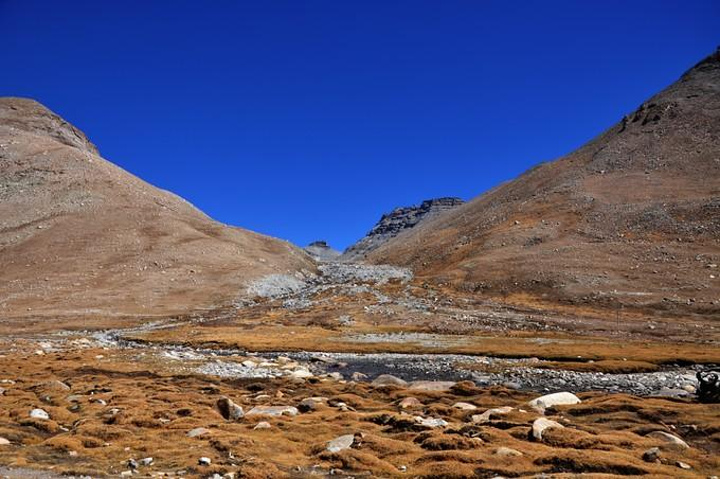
[0,98,314,321]
[367,50,720,315]
[342,197,464,261]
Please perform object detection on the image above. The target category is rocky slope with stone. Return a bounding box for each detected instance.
[0,98,314,322]
[304,240,342,262]
[367,50,720,316]
[341,197,464,261]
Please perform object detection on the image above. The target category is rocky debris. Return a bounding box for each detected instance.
[217,397,244,420]
[697,369,720,402]
[326,434,358,453]
[531,417,564,441]
[304,241,341,262]
[318,263,412,285]
[246,405,299,417]
[187,427,210,438]
[528,391,581,411]
[29,408,49,420]
[342,197,465,261]
[642,447,661,463]
[645,431,689,450]
[247,274,307,298]
[472,406,514,424]
[372,374,408,387]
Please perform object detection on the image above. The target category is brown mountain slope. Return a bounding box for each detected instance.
[367,50,720,316]
[0,98,314,323]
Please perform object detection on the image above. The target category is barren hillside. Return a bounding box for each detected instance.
[368,50,720,316]
[0,98,314,323]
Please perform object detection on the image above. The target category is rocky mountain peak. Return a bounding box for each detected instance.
[341,197,464,261]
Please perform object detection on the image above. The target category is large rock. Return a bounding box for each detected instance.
[217,397,244,420]
[531,417,564,441]
[528,392,581,411]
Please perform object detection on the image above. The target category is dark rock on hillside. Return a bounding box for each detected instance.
[304,240,342,262]
[342,197,464,261]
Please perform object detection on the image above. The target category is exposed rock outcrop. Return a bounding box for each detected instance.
[342,197,464,261]
[304,240,342,262]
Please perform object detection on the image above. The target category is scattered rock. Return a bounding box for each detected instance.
[415,416,448,428]
[298,397,326,412]
[528,391,581,411]
[187,427,210,438]
[646,431,689,449]
[409,381,456,392]
[472,406,513,424]
[198,457,212,466]
[140,457,153,466]
[531,417,564,441]
[494,446,523,457]
[372,374,407,387]
[0,438,10,446]
[29,408,50,420]
[676,461,692,470]
[451,402,477,411]
[217,397,244,421]
[351,372,368,382]
[642,447,661,463]
[326,434,356,453]
[246,405,299,417]
[253,421,271,430]
[398,397,422,409]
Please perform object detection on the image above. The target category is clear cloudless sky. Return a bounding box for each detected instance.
[1,1,718,249]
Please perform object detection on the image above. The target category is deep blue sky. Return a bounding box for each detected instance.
[2,1,718,249]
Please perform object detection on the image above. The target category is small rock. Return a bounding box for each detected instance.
[298,397,326,412]
[642,447,661,463]
[398,397,422,409]
[127,459,139,470]
[253,421,271,430]
[217,397,244,420]
[187,427,210,438]
[290,369,314,379]
[415,416,448,428]
[494,446,523,457]
[409,381,456,392]
[246,405,299,417]
[472,406,513,424]
[140,457,154,466]
[528,392,581,411]
[371,374,407,387]
[646,431,689,450]
[326,434,356,453]
[351,372,368,382]
[30,408,50,420]
[0,437,10,446]
[198,457,212,466]
[452,402,477,411]
[531,417,564,441]
[120,471,133,478]
[676,461,692,470]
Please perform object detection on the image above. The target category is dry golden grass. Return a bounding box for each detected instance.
[0,346,718,478]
